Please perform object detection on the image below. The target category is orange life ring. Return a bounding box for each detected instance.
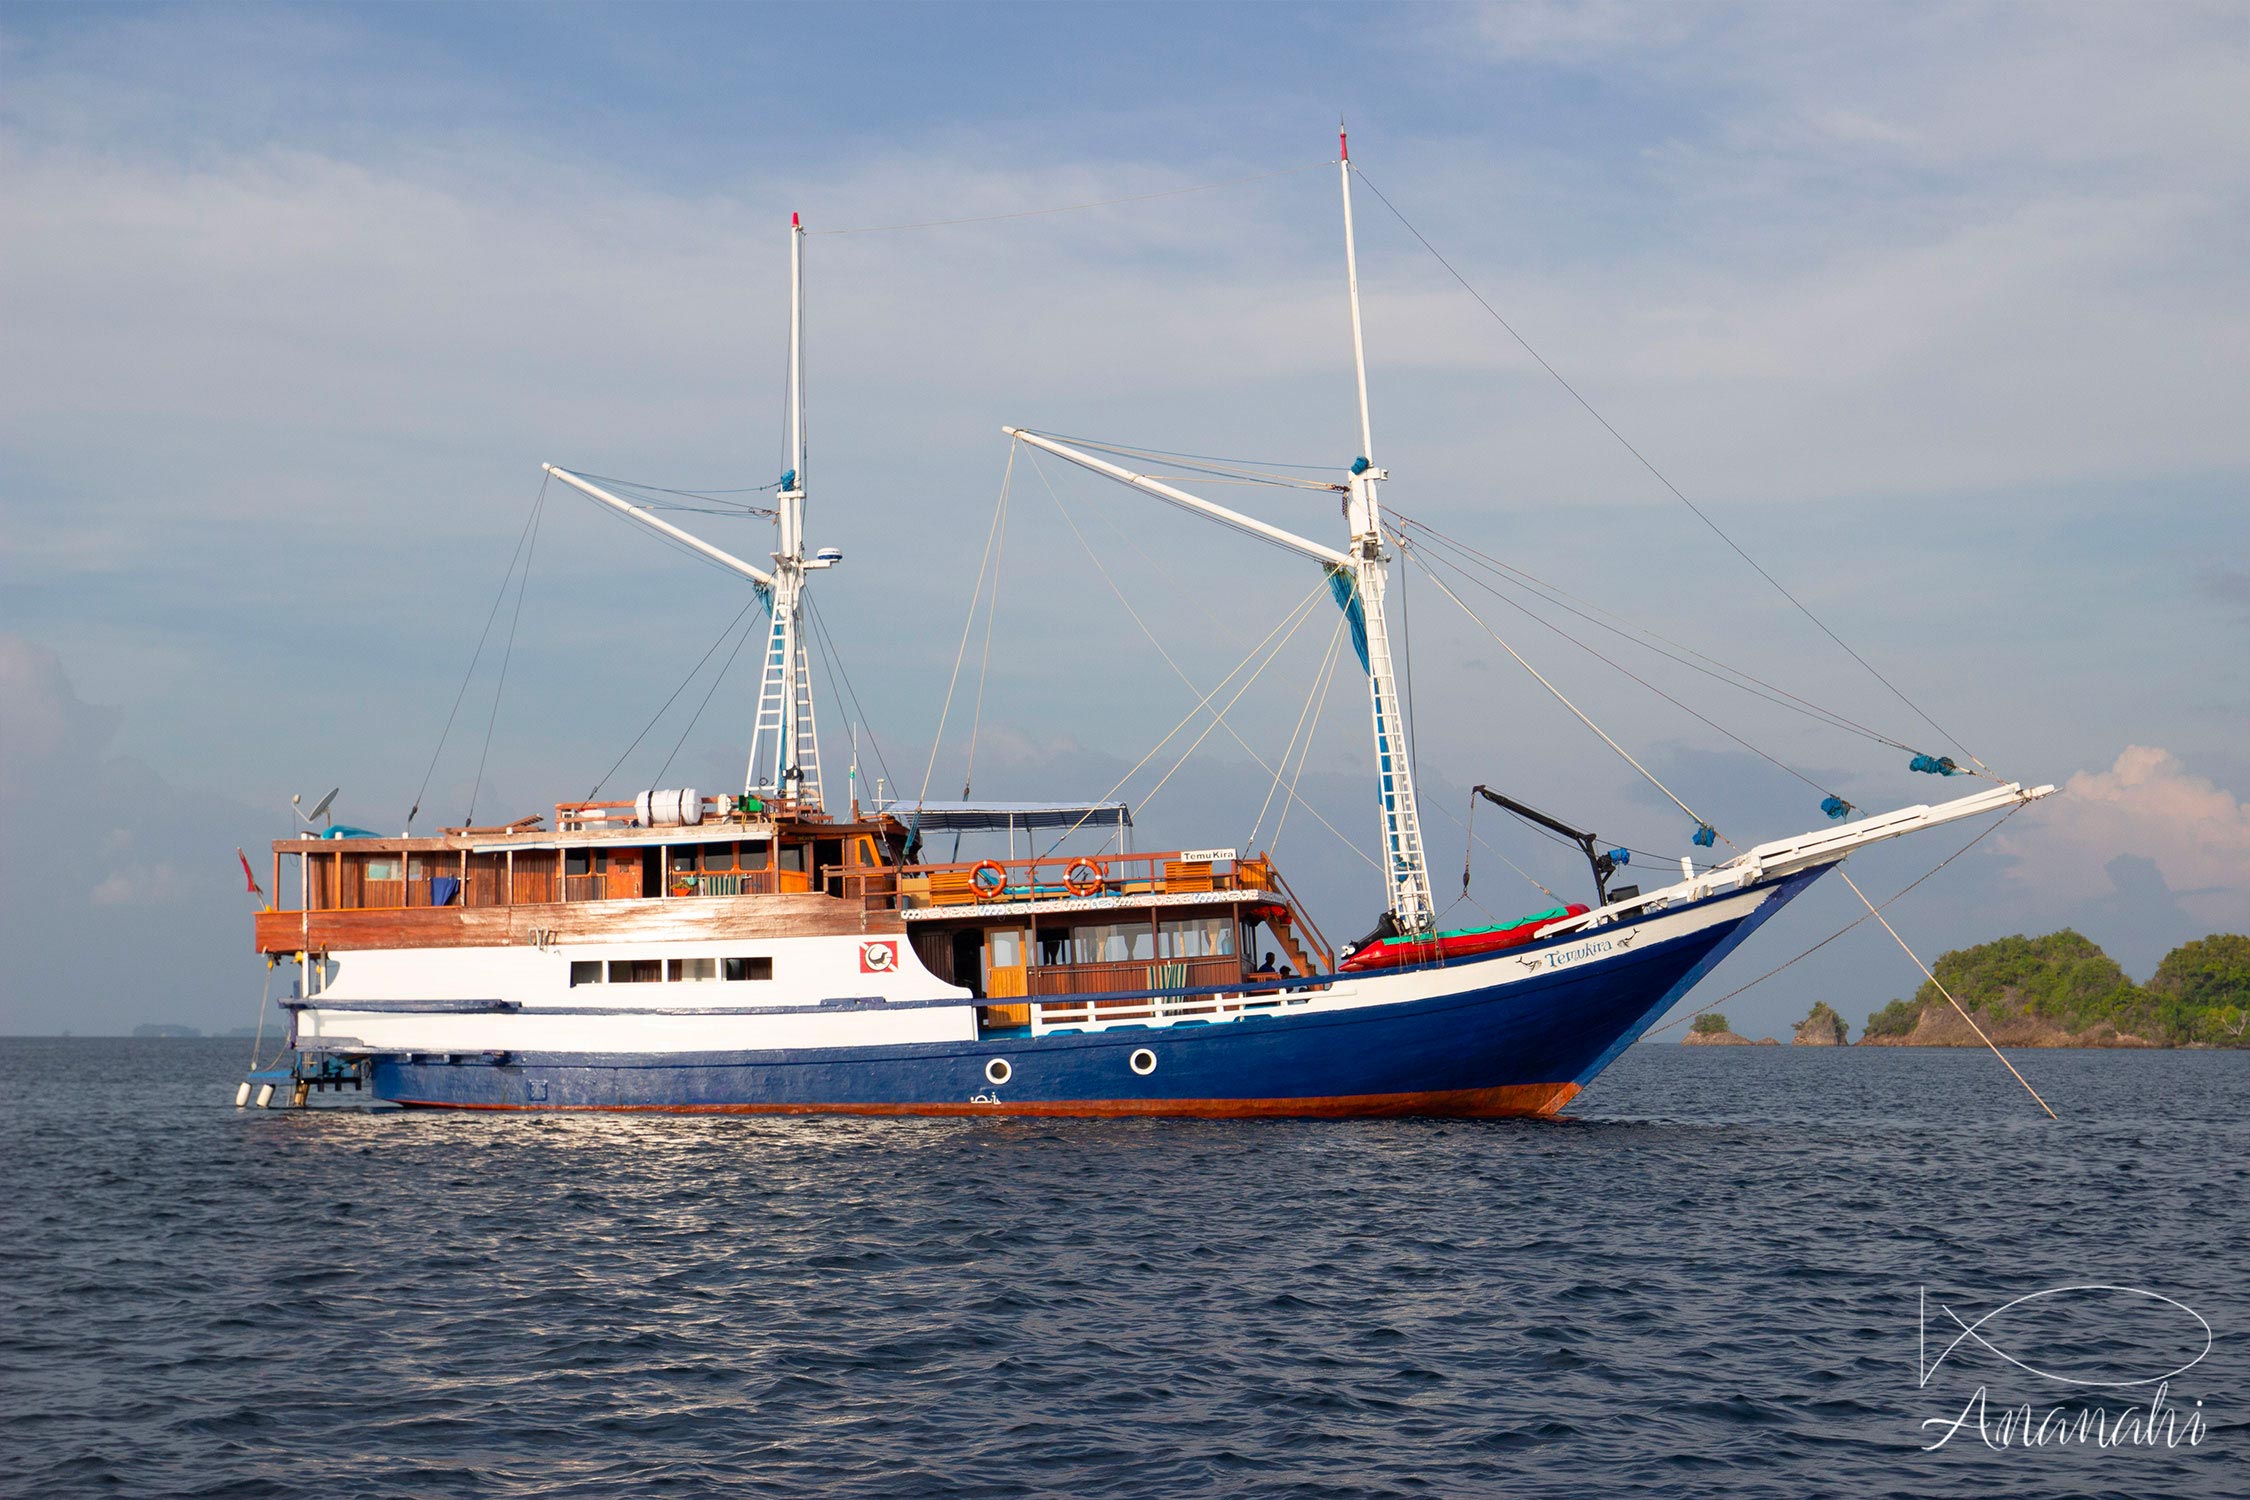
[1063,859,1106,897]
[970,860,1008,900]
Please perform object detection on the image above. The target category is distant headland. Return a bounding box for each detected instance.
[1681,932,2249,1047]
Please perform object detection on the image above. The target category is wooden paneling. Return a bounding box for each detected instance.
[254,892,900,954]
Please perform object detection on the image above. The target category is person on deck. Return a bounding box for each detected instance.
[1253,952,1279,979]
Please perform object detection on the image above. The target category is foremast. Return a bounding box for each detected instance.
[1337,128,1435,932]
[1000,130,1439,934]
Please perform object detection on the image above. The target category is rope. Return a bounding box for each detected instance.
[1397,533,1727,845]
[651,605,764,786]
[1266,611,1350,860]
[1249,613,1346,847]
[465,490,542,826]
[1040,580,1350,856]
[1455,792,1559,903]
[1391,511,1935,759]
[406,475,547,829]
[915,447,1015,809]
[804,594,898,800]
[812,160,1332,236]
[586,590,768,801]
[1399,527,1844,803]
[960,468,1010,797]
[1348,163,1988,775]
[1027,452,1377,867]
[1839,867,2057,1118]
[1127,592,1328,822]
[1646,808,2017,1038]
[248,965,273,1070]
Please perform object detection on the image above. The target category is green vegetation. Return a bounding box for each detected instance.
[1864,931,2250,1046]
[1795,1001,1849,1044]
[1689,1013,1731,1035]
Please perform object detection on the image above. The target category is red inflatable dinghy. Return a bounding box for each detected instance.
[1338,903,1592,973]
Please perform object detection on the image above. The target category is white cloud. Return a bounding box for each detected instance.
[2000,746,2250,927]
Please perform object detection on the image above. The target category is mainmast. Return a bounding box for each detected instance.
[1338,129,1435,932]
[747,213,826,808]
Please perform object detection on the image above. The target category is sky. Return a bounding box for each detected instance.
[3,1,2247,1039]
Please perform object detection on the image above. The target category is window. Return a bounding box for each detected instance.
[364,858,399,881]
[723,956,773,981]
[1159,917,1234,960]
[608,959,662,984]
[668,957,717,982]
[569,961,603,987]
[778,843,807,873]
[565,848,592,877]
[1070,922,1153,965]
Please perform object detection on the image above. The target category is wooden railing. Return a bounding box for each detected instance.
[906,851,1239,908]
[1026,954,1239,997]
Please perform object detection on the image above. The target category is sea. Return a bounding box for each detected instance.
[2,1036,2241,1499]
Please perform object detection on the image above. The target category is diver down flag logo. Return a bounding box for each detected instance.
[859,940,898,975]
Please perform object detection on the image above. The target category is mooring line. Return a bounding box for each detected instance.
[1838,867,2058,1120]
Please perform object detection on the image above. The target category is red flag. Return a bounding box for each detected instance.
[237,847,265,900]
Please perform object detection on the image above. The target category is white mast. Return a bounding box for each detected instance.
[747,213,825,808]
[1338,128,1435,932]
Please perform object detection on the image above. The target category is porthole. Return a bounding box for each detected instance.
[1129,1048,1157,1076]
[984,1057,1012,1086]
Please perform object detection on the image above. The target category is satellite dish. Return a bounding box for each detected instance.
[295,787,340,826]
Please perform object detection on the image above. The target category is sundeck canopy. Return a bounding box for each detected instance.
[875,799,1132,834]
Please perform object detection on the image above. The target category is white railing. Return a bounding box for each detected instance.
[1027,985,1309,1036]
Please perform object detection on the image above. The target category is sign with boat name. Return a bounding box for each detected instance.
[859,940,899,975]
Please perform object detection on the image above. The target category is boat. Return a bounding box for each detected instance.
[245,140,2054,1117]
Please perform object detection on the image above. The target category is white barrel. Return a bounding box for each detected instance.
[633,790,654,828]
[638,788,703,826]
[677,787,703,826]
[255,1083,275,1108]
[235,1082,251,1107]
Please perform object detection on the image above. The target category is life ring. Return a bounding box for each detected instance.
[970,860,1008,900]
[1063,858,1106,897]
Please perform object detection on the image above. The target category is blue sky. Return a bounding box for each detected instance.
[3,1,2246,1038]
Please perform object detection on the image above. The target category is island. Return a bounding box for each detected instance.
[1860,931,2249,1048]
[1681,1013,1779,1046]
[1792,1002,1849,1046]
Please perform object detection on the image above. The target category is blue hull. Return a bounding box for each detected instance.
[368,871,1820,1118]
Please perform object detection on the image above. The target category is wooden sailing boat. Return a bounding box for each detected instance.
[247,142,2052,1115]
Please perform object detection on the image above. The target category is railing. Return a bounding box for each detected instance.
[1027,972,1309,1035]
[1026,954,1239,997]
[906,851,1241,908]
[1253,861,1335,974]
[554,793,826,832]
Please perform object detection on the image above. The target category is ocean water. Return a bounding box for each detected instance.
[2,1037,2241,1499]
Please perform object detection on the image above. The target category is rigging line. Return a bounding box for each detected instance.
[1034,431,1340,474]
[1840,865,2056,1119]
[812,160,1332,236]
[1399,527,1841,801]
[406,475,547,829]
[1032,437,1343,492]
[1397,535,1728,844]
[587,590,768,802]
[652,605,763,788]
[961,474,1010,797]
[1026,451,1379,867]
[1041,580,1360,860]
[804,594,899,797]
[1645,808,2019,1039]
[1498,806,1692,870]
[1115,587,1329,825]
[915,447,1016,808]
[1250,612,1347,849]
[1450,791,1559,904]
[1389,512,1929,758]
[1348,163,1987,773]
[1266,607,1349,861]
[570,471,785,497]
[466,491,543,827]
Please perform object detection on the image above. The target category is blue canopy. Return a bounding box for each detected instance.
[872,800,1131,834]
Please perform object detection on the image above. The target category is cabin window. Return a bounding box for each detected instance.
[741,839,771,868]
[569,961,603,987]
[1070,922,1153,965]
[565,848,592,877]
[668,958,717,982]
[723,956,774,981]
[1158,917,1234,960]
[778,843,807,873]
[364,858,400,881]
[608,959,662,984]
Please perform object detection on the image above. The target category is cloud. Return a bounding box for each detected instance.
[1999,746,2250,929]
